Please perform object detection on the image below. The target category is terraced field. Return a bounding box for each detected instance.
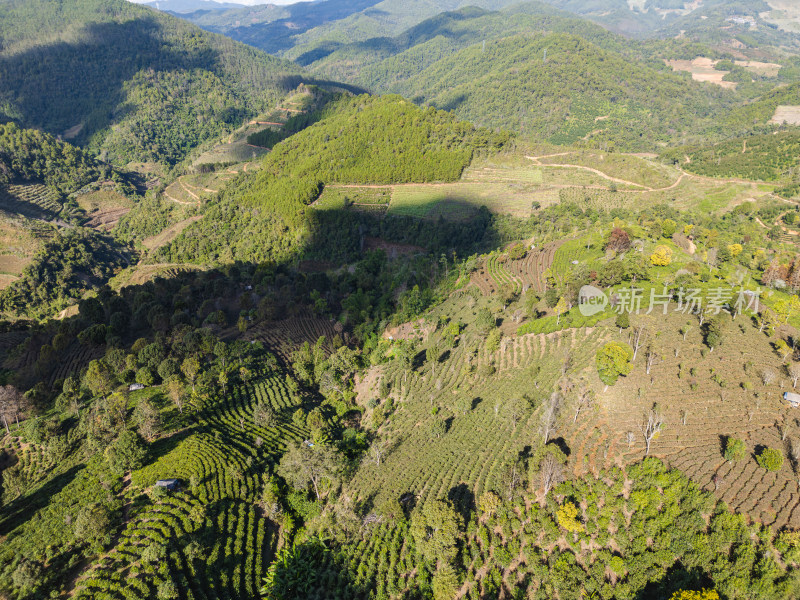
[248,311,339,364]
[0,183,62,220]
[348,325,612,508]
[75,372,307,600]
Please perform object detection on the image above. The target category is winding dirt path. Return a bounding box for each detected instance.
[526,155,650,189]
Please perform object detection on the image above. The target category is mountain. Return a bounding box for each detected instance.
[0,0,305,167]
[152,93,508,266]
[310,20,736,151]
[177,0,526,55]
[144,0,255,13]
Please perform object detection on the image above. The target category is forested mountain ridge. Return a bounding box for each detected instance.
[345,31,735,150]
[0,123,115,195]
[0,0,304,167]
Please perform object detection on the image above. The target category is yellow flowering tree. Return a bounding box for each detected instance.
[650,245,673,266]
[556,501,584,533]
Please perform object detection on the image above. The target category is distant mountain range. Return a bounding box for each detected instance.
[142,0,308,13]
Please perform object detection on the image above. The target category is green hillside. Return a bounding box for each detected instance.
[0,0,304,167]
[304,5,631,80]
[365,32,733,150]
[152,94,508,266]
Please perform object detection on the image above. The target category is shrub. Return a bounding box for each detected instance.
[757,447,784,472]
[723,437,746,462]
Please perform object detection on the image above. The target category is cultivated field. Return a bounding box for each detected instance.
[770,105,800,126]
[666,57,738,89]
[0,183,62,220]
[74,371,307,600]
[77,188,133,230]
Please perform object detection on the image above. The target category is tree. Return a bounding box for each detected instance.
[426,342,440,379]
[661,219,677,238]
[181,357,201,392]
[254,401,276,428]
[724,437,746,462]
[133,399,160,441]
[475,307,495,333]
[507,396,529,429]
[596,342,633,388]
[85,359,115,399]
[554,297,568,325]
[478,491,501,515]
[640,403,664,456]
[615,312,630,332]
[431,563,460,600]
[277,442,343,501]
[650,245,673,266]
[669,591,719,600]
[430,418,447,439]
[74,503,113,550]
[758,308,781,336]
[757,447,784,472]
[456,396,473,415]
[788,363,800,388]
[606,227,631,252]
[704,315,727,351]
[135,367,155,387]
[105,430,147,473]
[410,499,461,565]
[165,376,186,414]
[776,339,794,362]
[556,501,584,533]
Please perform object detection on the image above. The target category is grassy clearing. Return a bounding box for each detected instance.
[389,183,541,220]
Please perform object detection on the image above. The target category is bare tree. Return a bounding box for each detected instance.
[645,343,660,375]
[639,403,664,456]
[540,393,561,444]
[777,418,792,442]
[788,363,800,389]
[679,409,688,426]
[369,437,389,466]
[761,367,778,387]
[572,387,595,424]
[539,451,565,497]
[0,386,26,432]
[630,324,650,362]
[501,458,523,501]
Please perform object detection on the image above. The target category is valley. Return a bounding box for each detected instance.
[4,0,800,599]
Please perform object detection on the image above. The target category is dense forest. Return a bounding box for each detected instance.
[0,0,304,166]
[0,123,112,195]
[304,30,735,150]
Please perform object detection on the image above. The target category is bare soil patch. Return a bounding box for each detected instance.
[666,57,738,89]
